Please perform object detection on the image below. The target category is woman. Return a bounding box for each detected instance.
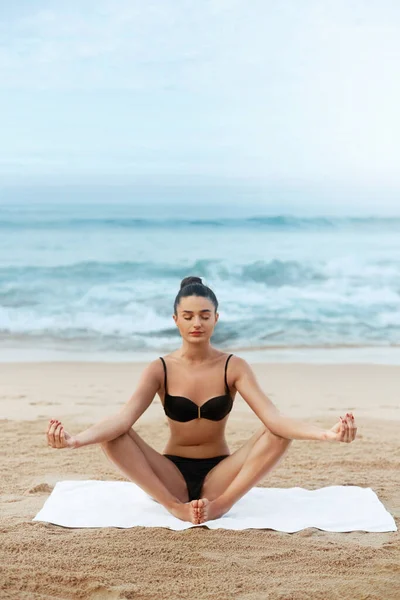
[46,276,357,525]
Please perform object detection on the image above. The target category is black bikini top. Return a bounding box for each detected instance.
[159,354,234,422]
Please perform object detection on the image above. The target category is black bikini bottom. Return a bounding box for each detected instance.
[163,454,230,501]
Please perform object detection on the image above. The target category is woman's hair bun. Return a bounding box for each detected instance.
[180,276,203,290]
[174,275,218,315]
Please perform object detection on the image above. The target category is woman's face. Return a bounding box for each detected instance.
[173,295,218,342]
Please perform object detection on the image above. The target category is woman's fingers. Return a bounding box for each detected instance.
[55,422,62,447]
[348,414,354,443]
[58,425,65,448]
[47,420,56,445]
[346,416,352,443]
[329,413,357,443]
[47,419,64,448]
[47,420,57,446]
[341,413,357,443]
[345,412,357,442]
[350,415,357,441]
[339,417,344,441]
[342,417,348,442]
[342,416,348,443]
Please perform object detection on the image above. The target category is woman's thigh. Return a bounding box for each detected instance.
[125,428,190,503]
[201,425,269,500]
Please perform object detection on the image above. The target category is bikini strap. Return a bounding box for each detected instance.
[224,353,233,392]
[159,357,168,394]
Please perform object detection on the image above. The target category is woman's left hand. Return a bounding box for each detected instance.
[324,412,357,443]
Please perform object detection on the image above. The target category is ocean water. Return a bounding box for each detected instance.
[1,201,399,362]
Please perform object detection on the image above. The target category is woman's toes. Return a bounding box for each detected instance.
[190,499,200,524]
[198,498,210,523]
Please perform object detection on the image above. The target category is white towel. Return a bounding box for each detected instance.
[32,480,397,532]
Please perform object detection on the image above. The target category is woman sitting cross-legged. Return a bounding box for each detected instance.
[46,275,357,525]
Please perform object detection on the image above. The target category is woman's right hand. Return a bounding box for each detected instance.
[46,419,77,449]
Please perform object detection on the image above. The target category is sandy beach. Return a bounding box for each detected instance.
[1,360,399,599]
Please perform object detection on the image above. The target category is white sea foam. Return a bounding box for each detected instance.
[1,204,399,358]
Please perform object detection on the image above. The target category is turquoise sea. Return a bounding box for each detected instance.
[1,200,400,362]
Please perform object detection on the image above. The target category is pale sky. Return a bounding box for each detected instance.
[0,1,400,212]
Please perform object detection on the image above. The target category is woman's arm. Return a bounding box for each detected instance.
[72,413,128,448]
[73,360,161,448]
[233,358,327,441]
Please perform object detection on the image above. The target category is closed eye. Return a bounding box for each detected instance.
[183,317,210,320]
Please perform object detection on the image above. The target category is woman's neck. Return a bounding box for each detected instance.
[177,341,216,364]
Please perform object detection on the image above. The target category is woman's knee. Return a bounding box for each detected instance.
[261,428,292,451]
[100,432,127,447]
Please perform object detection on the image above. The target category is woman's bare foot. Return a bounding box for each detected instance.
[166,498,230,524]
[193,498,230,524]
[168,501,199,524]
[190,499,204,524]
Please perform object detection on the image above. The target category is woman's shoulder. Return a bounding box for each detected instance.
[139,358,168,393]
[224,354,252,378]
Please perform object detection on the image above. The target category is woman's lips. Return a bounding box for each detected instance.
[190,332,203,335]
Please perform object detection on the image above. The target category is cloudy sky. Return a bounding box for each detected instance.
[0,1,399,212]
